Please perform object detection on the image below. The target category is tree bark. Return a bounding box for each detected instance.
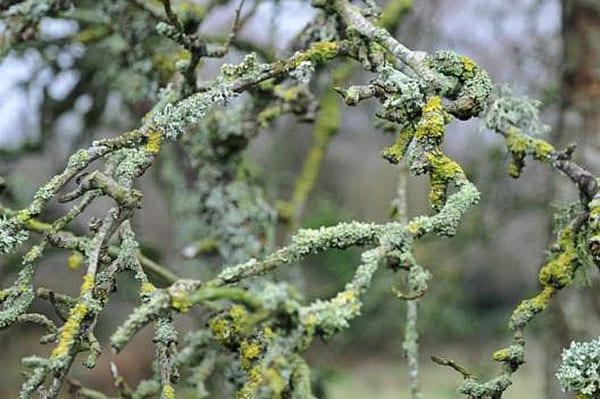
[560,0,600,165]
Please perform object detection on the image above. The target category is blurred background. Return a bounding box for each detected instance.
[0,0,598,398]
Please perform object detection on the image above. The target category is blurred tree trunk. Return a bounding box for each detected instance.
[559,0,600,166]
[544,1,600,398]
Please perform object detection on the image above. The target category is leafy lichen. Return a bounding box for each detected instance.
[557,338,600,397]
[0,216,29,255]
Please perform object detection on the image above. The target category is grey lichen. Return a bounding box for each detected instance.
[484,86,551,137]
[426,50,493,119]
[0,216,29,255]
[556,338,600,398]
[459,376,512,398]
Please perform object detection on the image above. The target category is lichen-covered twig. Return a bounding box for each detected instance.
[2,1,599,398]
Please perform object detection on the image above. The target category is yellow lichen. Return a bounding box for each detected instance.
[274,85,302,102]
[209,317,231,344]
[240,340,262,370]
[161,383,175,399]
[492,348,511,362]
[235,366,264,399]
[426,151,464,210]
[305,41,338,63]
[67,251,84,270]
[588,200,600,258]
[427,152,463,178]
[74,26,111,44]
[422,96,443,114]
[257,105,283,128]
[505,128,528,155]
[24,217,48,232]
[80,274,95,295]
[337,290,356,304]
[407,220,421,235]
[265,367,287,396]
[293,41,338,67]
[152,49,190,80]
[229,304,248,325]
[508,162,521,178]
[170,291,192,313]
[145,129,163,155]
[15,209,31,223]
[208,305,252,346]
[414,96,449,144]
[505,127,555,175]
[534,141,554,160]
[538,228,577,288]
[140,282,157,295]
[460,55,477,79]
[262,326,275,340]
[50,303,88,359]
[511,285,555,330]
[382,126,415,164]
[515,227,575,325]
[303,313,317,327]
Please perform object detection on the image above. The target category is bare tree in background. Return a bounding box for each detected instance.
[544,1,600,397]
